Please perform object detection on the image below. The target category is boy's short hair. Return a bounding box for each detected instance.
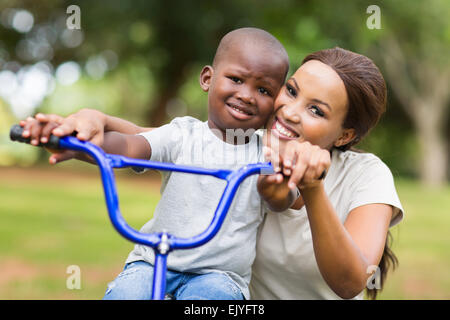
[212,27,289,77]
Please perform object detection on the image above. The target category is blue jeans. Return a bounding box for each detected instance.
[103,261,244,300]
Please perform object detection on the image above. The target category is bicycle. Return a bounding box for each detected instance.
[9,124,273,300]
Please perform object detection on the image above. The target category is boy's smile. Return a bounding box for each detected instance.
[200,40,288,142]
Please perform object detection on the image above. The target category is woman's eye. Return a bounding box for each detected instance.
[286,83,297,97]
[310,105,325,117]
[229,77,242,84]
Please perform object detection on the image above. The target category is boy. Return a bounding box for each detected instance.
[21,27,289,299]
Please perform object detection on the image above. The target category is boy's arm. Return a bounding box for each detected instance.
[21,109,154,164]
[102,131,151,160]
[65,131,151,165]
[52,108,151,138]
[257,174,297,212]
[59,109,153,161]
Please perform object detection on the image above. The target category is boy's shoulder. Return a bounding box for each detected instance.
[169,116,204,127]
[162,116,206,136]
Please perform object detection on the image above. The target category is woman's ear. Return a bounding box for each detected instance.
[199,65,213,92]
[334,128,356,148]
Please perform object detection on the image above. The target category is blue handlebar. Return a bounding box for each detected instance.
[10,125,273,300]
[58,136,272,249]
[59,135,272,299]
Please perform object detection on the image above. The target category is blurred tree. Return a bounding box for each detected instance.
[74,0,258,126]
[279,0,450,186]
[1,0,448,185]
[374,0,450,186]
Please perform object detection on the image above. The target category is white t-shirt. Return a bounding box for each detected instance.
[249,149,404,300]
[126,116,265,299]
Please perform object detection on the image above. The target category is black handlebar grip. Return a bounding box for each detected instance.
[9,124,61,149]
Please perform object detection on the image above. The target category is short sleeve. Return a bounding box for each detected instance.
[347,159,404,227]
[138,117,187,163]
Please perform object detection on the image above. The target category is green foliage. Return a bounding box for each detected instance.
[1,0,449,178]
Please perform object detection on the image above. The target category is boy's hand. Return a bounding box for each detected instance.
[20,109,107,164]
[20,113,77,164]
[257,146,296,211]
[257,142,330,211]
[49,108,107,145]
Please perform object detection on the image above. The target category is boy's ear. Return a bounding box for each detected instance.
[334,128,356,148]
[199,65,213,92]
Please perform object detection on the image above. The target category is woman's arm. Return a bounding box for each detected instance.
[274,140,393,298]
[103,113,152,134]
[300,184,392,299]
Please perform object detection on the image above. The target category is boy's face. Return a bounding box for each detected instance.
[200,43,287,138]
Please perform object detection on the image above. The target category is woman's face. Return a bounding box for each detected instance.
[265,60,355,154]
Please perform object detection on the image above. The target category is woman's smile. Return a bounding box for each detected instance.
[271,116,299,140]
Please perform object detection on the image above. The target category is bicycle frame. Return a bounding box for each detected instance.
[9,125,273,300]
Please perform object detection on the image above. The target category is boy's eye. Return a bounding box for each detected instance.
[286,83,297,97]
[258,87,270,96]
[310,105,325,117]
[229,76,242,84]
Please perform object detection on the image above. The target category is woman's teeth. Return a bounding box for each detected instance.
[275,120,297,138]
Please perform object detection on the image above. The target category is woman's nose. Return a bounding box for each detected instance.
[280,104,301,123]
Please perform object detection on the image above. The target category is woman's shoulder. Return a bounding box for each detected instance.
[328,148,397,192]
[329,149,404,227]
[332,149,390,174]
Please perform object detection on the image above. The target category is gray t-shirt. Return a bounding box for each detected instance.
[126,116,264,298]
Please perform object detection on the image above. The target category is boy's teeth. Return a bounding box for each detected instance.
[275,121,296,138]
[232,106,250,115]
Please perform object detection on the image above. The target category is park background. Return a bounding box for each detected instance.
[0,0,449,299]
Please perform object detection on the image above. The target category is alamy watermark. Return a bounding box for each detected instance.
[366,265,381,290]
[66,265,81,290]
[66,5,81,30]
[366,5,381,30]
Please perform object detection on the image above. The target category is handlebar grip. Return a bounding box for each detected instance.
[9,124,61,149]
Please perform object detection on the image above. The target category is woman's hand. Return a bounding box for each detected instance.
[279,140,331,191]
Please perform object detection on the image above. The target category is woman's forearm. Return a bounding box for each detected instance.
[104,114,151,134]
[301,183,370,299]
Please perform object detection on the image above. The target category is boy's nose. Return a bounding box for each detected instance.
[236,86,256,105]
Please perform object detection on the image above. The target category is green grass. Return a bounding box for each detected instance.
[377,179,450,299]
[0,166,160,299]
[0,167,449,299]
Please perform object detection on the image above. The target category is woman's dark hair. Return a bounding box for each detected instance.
[301,47,397,299]
[302,47,387,151]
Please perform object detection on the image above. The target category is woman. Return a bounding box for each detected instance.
[251,47,403,299]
